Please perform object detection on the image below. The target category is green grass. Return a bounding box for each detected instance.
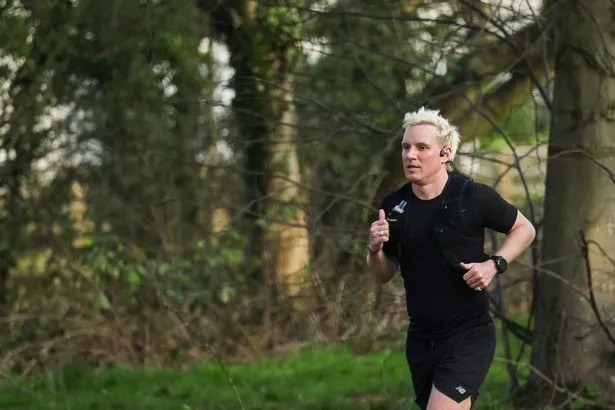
[0,341,528,410]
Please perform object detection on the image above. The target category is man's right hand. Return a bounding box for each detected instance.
[368,209,389,253]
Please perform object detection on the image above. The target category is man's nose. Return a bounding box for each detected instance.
[405,147,417,159]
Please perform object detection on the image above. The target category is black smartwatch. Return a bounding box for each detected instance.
[490,255,508,274]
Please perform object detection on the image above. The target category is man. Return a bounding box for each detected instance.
[366,107,536,410]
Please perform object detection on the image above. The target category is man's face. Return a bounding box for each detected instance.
[401,123,447,184]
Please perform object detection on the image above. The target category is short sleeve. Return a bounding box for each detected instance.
[467,182,518,233]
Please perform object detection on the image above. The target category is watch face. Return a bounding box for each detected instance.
[495,257,507,272]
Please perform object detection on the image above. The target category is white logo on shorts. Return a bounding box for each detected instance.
[455,385,466,395]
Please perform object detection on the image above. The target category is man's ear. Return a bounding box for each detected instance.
[440,146,452,163]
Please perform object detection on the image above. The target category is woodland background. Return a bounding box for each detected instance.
[0,0,614,409]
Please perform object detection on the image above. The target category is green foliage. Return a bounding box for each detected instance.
[256,1,304,75]
[262,3,303,40]
[0,3,30,56]
[231,0,304,86]
[0,0,216,288]
[478,103,549,149]
[72,224,250,309]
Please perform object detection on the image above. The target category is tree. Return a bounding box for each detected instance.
[198,0,310,308]
[0,0,211,309]
[0,1,70,309]
[529,0,615,404]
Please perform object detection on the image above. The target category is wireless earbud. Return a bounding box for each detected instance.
[439,148,446,157]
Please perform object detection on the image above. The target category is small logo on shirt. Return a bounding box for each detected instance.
[455,385,466,395]
[392,200,407,214]
[387,200,407,222]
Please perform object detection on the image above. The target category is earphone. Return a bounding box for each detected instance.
[439,147,445,157]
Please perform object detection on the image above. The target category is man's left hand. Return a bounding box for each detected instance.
[460,260,497,291]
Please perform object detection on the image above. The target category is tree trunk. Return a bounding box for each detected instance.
[530,0,615,403]
[211,0,310,309]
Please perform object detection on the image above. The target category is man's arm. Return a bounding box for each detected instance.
[366,249,397,283]
[366,208,398,283]
[461,183,536,290]
[461,209,535,290]
[493,210,536,264]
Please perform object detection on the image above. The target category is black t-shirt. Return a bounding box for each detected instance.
[379,174,518,339]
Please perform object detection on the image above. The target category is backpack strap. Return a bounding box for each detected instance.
[439,172,474,228]
[383,183,413,263]
[434,172,485,271]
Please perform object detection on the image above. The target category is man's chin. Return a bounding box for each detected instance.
[404,172,422,183]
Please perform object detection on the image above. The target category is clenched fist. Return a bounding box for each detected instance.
[368,209,389,253]
[460,261,497,291]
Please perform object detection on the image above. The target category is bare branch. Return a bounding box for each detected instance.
[579,230,615,347]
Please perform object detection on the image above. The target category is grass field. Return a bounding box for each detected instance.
[0,332,530,410]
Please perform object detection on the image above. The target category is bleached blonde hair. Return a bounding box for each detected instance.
[402,107,461,161]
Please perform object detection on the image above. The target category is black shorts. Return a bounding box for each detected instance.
[405,321,496,409]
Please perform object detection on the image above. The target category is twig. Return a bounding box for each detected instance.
[494,357,615,409]
[156,292,246,410]
[579,230,615,346]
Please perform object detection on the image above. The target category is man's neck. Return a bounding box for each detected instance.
[412,169,449,200]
